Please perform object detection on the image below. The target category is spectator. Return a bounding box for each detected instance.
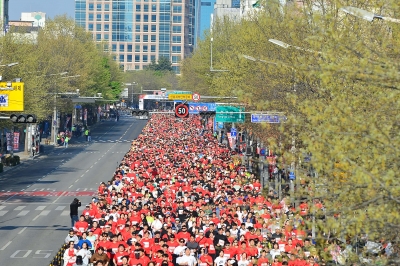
[65,229,79,245]
[70,198,81,228]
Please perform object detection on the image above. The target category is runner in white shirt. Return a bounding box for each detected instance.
[176,248,197,266]
[214,250,227,266]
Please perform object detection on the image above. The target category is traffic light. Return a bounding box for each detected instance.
[132,110,149,116]
[10,114,37,123]
[199,111,216,119]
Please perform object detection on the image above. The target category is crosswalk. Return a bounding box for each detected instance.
[0,205,76,217]
[70,139,133,144]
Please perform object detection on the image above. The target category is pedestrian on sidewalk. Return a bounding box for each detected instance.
[87,130,91,142]
[84,129,89,141]
[64,136,69,148]
[32,145,36,157]
[70,198,81,228]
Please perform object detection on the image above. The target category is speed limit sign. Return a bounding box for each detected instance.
[175,103,189,118]
[192,93,201,102]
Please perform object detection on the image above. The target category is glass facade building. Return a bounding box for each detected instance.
[75,0,195,73]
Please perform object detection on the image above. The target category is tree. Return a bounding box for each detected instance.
[147,56,173,73]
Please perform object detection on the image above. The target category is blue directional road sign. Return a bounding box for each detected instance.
[230,128,237,137]
[251,114,287,123]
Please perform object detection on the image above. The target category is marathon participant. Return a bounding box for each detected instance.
[68,115,330,266]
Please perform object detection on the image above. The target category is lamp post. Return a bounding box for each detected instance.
[340,6,400,23]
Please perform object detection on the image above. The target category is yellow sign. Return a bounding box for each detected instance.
[168,94,192,100]
[0,82,24,111]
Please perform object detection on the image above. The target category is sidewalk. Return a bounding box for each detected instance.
[0,121,104,174]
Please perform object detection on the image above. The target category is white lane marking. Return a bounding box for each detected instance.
[83,188,87,191]
[39,210,50,216]
[68,185,73,188]
[61,210,69,216]
[14,206,26,211]
[39,188,44,191]
[76,188,80,191]
[0,211,8,216]
[55,206,66,211]
[35,206,46,211]
[0,241,12,250]
[31,188,37,191]
[17,210,29,216]
[18,227,28,234]
[75,179,79,182]
[52,191,67,204]
[0,206,5,210]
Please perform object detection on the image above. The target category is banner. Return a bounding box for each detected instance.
[6,132,20,151]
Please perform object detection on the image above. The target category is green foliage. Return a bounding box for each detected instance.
[0,15,123,124]
[147,56,173,73]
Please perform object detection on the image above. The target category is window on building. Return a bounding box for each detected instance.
[151,15,157,22]
[172,66,180,73]
[96,34,101,41]
[144,4,149,12]
[127,55,133,62]
[96,24,101,31]
[173,0,182,2]
[143,25,148,32]
[143,45,148,52]
[135,55,140,62]
[104,14,109,21]
[151,45,156,52]
[143,55,148,62]
[172,46,181,53]
[151,35,156,42]
[136,25,140,32]
[97,4,102,11]
[104,24,109,31]
[96,14,101,21]
[120,44,125,52]
[172,56,181,63]
[135,35,141,42]
[151,25,156,32]
[135,45,140,52]
[104,44,109,51]
[172,26,181,33]
[173,16,182,23]
[143,15,149,22]
[152,4,157,12]
[135,65,140,70]
[151,55,156,61]
[173,6,182,13]
[136,15,141,22]
[104,34,109,40]
[172,36,181,43]
[112,44,117,52]
[128,45,133,52]
[88,24,94,31]
[89,3,94,10]
[136,4,141,11]
[89,14,94,21]
[143,35,148,42]
[105,4,110,11]
[119,55,125,62]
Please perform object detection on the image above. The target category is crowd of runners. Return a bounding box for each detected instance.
[63,114,390,266]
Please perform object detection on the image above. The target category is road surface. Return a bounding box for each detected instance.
[0,116,147,266]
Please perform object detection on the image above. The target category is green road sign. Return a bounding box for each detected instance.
[216,106,245,123]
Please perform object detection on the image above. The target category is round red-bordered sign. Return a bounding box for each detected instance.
[192,93,201,102]
[175,103,189,118]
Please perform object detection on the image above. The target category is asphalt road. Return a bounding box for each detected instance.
[0,115,147,266]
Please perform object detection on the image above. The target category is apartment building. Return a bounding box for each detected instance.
[75,0,195,73]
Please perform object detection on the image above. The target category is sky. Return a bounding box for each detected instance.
[9,0,74,21]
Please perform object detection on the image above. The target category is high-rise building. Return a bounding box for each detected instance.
[1,0,10,35]
[75,0,195,73]
[194,0,215,42]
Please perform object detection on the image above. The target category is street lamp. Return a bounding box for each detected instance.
[0,62,19,67]
[268,39,321,54]
[340,6,400,23]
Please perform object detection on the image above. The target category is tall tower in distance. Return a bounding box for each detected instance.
[75,0,195,74]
